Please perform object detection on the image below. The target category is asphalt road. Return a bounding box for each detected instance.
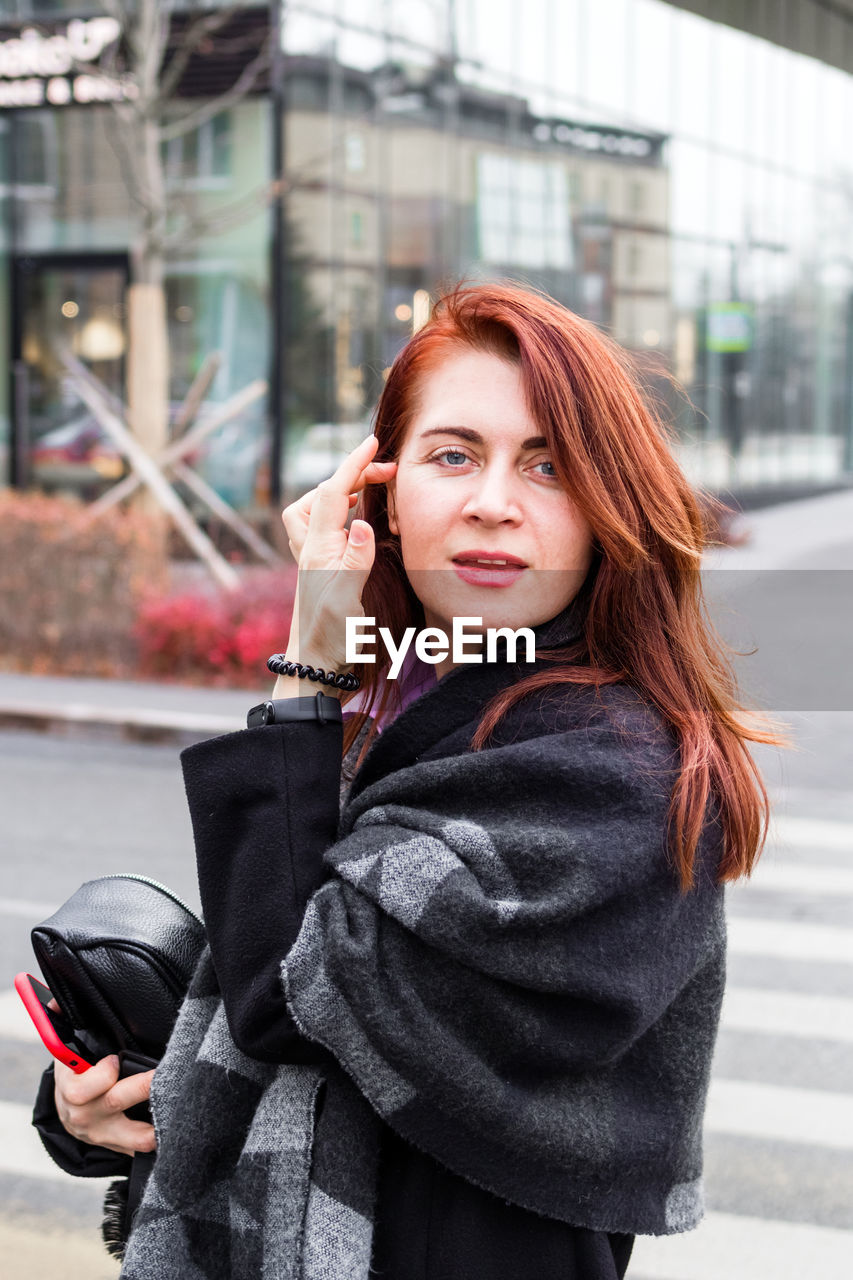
[0,732,197,1279]
[0,553,851,1277]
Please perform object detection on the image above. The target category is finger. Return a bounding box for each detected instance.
[340,519,375,576]
[99,1119,157,1157]
[104,1068,155,1115]
[287,448,393,563]
[307,441,384,550]
[284,461,394,532]
[314,434,380,504]
[60,1054,120,1105]
[362,460,397,481]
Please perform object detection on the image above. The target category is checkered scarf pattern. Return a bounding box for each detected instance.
[121,693,726,1279]
[119,945,380,1280]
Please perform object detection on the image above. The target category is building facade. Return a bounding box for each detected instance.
[1,0,852,511]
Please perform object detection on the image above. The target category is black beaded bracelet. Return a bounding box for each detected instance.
[267,653,361,691]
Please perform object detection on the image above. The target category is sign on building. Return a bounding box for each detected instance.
[0,18,134,108]
[706,302,753,353]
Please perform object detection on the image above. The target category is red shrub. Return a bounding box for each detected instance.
[135,566,297,687]
[0,490,167,678]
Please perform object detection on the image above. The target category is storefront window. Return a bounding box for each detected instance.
[1,89,269,504]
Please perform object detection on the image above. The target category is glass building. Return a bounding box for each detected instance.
[1,0,852,511]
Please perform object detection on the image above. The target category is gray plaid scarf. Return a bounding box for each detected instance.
[121,637,725,1279]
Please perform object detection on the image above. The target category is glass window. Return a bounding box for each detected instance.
[709,22,749,154]
[20,116,55,186]
[629,0,674,132]
[671,9,713,143]
[476,152,571,270]
[163,110,232,186]
[345,132,366,173]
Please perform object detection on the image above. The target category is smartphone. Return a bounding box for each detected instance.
[14,972,94,1073]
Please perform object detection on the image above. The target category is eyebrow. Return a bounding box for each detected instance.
[417,426,548,450]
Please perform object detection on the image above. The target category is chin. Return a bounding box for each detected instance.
[438,595,572,639]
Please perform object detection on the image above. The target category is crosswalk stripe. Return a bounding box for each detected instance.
[5,984,851,1051]
[721,985,853,1043]
[629,1210,853,1280]
[706,1078,853,1149]
[0,1099,111,1185]
[733,861,853,896]
[0,990,43,1045]
[728,915,853,964]
[0,896,59,919]
[771,815,853,853]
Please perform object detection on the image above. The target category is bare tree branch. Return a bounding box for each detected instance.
[133,3,172,122]
[158,4,250,103]
[160,177,287,250]
[160,36,272,142]
[102,108,160,218]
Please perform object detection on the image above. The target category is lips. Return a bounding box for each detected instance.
[451,551,527,587]
[451,551,528,567]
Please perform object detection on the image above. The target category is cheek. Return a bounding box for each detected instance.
[542,504,594,567]
[393,473,446,543]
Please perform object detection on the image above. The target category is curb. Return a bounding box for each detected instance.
[0,702,241,746]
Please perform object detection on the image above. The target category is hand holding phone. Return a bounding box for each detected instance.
[16,972,156,1153]
[14,972,94,1073]
[53,1053,156,1157]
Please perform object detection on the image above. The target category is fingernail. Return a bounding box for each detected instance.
[107,1055,119,1070]
[349,521,369,545]
[361,433,376,446]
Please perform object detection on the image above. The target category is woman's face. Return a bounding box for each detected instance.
[386,348,594,669]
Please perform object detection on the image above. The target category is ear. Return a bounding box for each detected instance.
[387,477,399,536]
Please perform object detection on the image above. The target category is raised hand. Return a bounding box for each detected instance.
[280,435,397,683]
[282,439,396,565]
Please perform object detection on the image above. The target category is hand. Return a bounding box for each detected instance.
[53,1054,156,1158]
[281,435,397,673]
[282,442,396,565]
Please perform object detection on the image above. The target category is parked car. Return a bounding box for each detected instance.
[31,414,124,485]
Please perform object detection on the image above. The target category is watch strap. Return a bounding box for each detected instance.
[246,692,343,728]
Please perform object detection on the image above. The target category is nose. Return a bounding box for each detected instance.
[460,461,523,526]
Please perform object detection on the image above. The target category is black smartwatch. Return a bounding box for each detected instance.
[246,692,343,728]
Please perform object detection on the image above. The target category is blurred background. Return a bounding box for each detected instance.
[1,0,852,512]
[0,2,851,1278]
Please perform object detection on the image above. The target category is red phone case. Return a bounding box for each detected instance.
[14,972,93,1073]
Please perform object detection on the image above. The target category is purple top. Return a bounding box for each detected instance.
[342,647,437,734]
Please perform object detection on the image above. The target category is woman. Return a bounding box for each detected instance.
[43,283,786,1279]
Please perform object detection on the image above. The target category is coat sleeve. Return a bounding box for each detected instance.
[180,719,344,1063]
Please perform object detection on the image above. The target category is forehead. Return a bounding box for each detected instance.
[408,348,534,441]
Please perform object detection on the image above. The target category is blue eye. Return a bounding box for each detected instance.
[535,459,558,477]
[432,448,470,467]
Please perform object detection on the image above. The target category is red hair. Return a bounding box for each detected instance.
[345,281,790,891]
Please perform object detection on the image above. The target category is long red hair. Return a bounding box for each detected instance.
[345,281,790,890]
